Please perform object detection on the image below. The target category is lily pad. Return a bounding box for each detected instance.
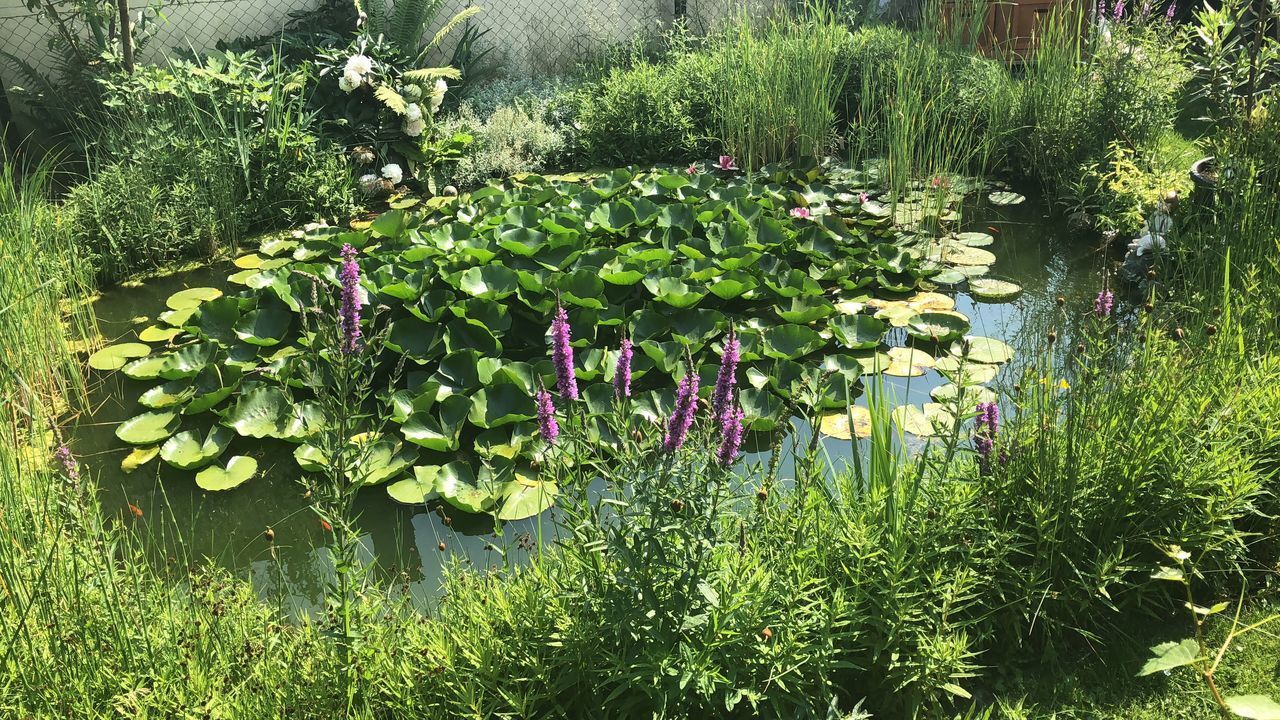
[194,456,258,491]
[166,287,223,310]
[906,311,971,343]
[818,406,873,440]
[121,445,160,473]
[88,343,151,371]
[387,465,441,504]
[115,411,180,445]
[950,336,1014,365]
[160,426,233,470]
[137,326,182,343]
[968,276,1023,302]
[761,324,826,360]
[498,472,558,521]
[988,191,1025,206]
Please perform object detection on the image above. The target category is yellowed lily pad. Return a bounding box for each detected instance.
[121,445,160,473]
[818,406,873,440]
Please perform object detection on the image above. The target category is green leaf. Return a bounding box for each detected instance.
[829,314,888,350]
[1137,639,1201,676]
[456,264,520,300]
[360,439,419,486]
[89,343,151,371]
[988,190,1026,206]
[166,287,223,310]
[194,456,258,491]
[498,472,557,520]
[197,297,242,344]
[469,384,538,428]
[906,311,971,343]
[222,386,289,438]
[115,411,180,445]
[387,465,441,504]
[950,336,1014,364]
[401,395,470,451]
[160,426,233,470]
[233,295,293,347]
[761,324,826,360]
[1225,695,1280,719]
[436,462,496,514]
[643,275,707,309]
[968,276,1023,302]
[775,296,834,324]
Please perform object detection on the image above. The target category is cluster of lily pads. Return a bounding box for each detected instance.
[88,162,1024,520]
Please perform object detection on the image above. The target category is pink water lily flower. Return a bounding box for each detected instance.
[716,155,737,171]
[789,207,811,220]
[686,163,698,175]
[858,192,869,204]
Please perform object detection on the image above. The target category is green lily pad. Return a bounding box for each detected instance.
[950,336,1014,364]
[222,386,289,438]
[194,456,258,491]
[469,384,539,429]
[775,295,835,324]
[829,315,887,350]
[166,287,223,310]
[906,311,971,343]
[988,191,1025,206]
[954,231,994,247]
[233,296,292,347]
[88,343,151,371]
[137,325,182,343]
[115,411,180,445]
[387,465,441,504]
[139,380,195,409]
[160,426,233,470]
[436,462,497,514]
[498,472,558,521]
[968,276,1023,302]
[761,324,826,360]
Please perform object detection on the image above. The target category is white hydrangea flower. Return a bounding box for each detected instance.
[402,117,426,137]
[405,103,423,121]
[381,163,403,185]
[339,68,363,93]
[358,174,380,193]
[345,54,373,77]
[430,78,448,113]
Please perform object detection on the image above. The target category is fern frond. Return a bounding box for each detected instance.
[401,67,463,83]
[426,6,483,53]
[374,84,408,114]
[389,0,444,54]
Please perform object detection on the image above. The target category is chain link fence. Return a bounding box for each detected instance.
[1,0,779,123]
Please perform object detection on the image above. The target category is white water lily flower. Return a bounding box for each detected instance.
[1129,233,1167,257]
[345,54,373,76]
[381,163,403,185]
[402,117,426,137]
[405,103,423,121]
[358,174,380,193]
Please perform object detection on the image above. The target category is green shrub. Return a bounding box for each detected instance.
[571,50,719,166]
[439,104,567,188]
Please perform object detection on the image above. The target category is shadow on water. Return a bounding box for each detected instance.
[69,189,1127,615]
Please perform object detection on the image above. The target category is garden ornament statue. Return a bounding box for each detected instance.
[1122,190,1178,281]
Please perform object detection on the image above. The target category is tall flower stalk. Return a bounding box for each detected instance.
[663,367,700,453]
[974,401,1000,473]
[338,244,362,354]
[716,404,745,467]
[614,335,632,400]
[536,380,560,444]
[1094,287,1115,318]
[711,327,739,427]
[550,301,579,401]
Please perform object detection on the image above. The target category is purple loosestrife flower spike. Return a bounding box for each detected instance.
[536,381,560,445]
[550,301,579,400]
[711,327,739,428]
[716,404,745,467]
[1113,0,1125,18]
[1166,1,1176,19]
[1094,288,1114,318]
[338,244,362,354]
[973,401,1000,472]
[614,336,633,400]
[54,444,79,482]
[662,369,700,453]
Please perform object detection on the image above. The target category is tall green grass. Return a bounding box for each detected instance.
[711,5,848,169]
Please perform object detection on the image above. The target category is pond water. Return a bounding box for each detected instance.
[69,189,1120,614]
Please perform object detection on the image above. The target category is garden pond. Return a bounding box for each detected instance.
[68,164,1124,613]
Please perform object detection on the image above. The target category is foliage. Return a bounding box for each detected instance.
[437,103,567,189]
[87,163,1014,513]
[709,6,850,169]
[62,51,360,283]
[1070,133,1198,236]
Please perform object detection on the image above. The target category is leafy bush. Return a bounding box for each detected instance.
[1068,132,1198,236]
[438,103,566,188]
[570,50,720,166]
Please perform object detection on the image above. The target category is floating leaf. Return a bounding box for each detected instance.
[88,343,151,371]
[121,445,160,473]
[829,315,887,349]
[115,411,180,445]
[166,287,223,310]
[761,324,826,360]
[968,276,1023,302]
[950,336,1014,364]
[891,404,936,436]
[387,466,441,504]
[498,472,558,520]
[906,311,971,343]
[819,406,873,440]
[160,426,233,470]
[194,456,258,491]
[137,326,181,343]
[222,386,289,438]
[988,191,1025,206]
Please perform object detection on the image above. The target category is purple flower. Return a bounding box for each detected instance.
[1113,0,1125,18]
[662,369,700,453]
[711,328,739,427]
[1166,1,1175,19]
[54,444,79,482]
[974,401,1000,472]
[338,244,362,354]
[858,192,869,204]
[1094,288,1114,318]
[550,302,579,401]
[789,207,811,219]
[536,382,559,444]
[716,404,745,467]
[716,155,737,171]
[614,336,632,400]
